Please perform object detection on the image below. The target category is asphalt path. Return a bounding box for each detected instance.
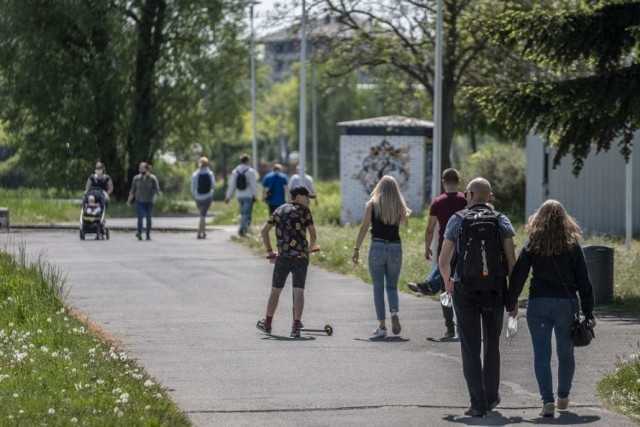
[1,219,638,426]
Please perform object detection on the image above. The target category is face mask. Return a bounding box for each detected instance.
[95,170,103,177]
[140,170,147,175]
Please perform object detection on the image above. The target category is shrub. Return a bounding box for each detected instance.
[460,142,525,218]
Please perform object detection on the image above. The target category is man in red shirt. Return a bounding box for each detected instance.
[408,168,467,338]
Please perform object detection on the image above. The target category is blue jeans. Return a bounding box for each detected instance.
[368,240,402,320]
[238,197,254,234]
[135,201,153,236]
[427,262,444,291]
[526,297,576,404]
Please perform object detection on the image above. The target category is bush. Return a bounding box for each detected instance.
[460,142,525,218]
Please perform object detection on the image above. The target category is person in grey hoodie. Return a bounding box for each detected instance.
[191,156,216,239]
[224,154,258,236]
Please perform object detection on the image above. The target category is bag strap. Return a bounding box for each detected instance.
[550,257,580,317]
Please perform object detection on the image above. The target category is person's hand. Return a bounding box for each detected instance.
[352,249,360,264]
[586,316,597,328]
[508,307,519,317]
[152,194,158,204]
[445,278,454,293]
[425,248,433,261]
[266,250,277,264]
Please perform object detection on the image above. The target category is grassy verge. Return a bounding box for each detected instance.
[0,188,190,224]
[596,346,640,424]
[0,247,190,425]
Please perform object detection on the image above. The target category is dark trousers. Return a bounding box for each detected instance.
[452,284,505,412]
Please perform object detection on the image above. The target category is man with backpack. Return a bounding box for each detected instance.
[438,177,517,418]
[225,154,258,236]
[191,156,216,239]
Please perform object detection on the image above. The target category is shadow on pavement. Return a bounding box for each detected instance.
[352,337,410,343]
[442,410,600,425]
[259,334,317,341]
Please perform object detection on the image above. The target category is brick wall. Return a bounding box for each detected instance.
[340,135,425,225]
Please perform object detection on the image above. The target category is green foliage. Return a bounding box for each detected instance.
[597,344,640,423]
[0,248,190,425]
[475,1,640,174]
[460,142,526,218]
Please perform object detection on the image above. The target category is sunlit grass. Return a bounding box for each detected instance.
[597,344,640,423]
[0,246,190,425]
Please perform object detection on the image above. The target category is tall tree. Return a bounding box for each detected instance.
[475,1,640,173]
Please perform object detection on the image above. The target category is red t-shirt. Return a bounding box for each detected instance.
[429,191,467,251]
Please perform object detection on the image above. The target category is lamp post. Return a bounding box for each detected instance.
[430,0,444,264]
[298,0,307,184]
[250,2,260,171]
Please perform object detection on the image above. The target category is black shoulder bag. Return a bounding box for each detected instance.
[551,258,594,347]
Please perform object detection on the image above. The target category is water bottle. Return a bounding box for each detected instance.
[440,292,452,308]
[506,314,519,344]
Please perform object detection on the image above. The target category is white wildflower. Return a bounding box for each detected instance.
[70,417,78,423]
[144,380,154,388]
[8,322,13,328]
[40,346,49,354]
[13,393,18,398]
[47,318,52,323]
[48,408,55,415]
[7,296,12,302]
[145,405,151,410]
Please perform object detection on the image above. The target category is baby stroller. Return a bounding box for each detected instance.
[79,187,110,240]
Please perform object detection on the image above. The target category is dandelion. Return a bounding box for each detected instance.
[47,318,52,323]
[112,388,123,394]
[154,393,162,399]
[18,410,24,415]
[96,379,105,385]
[144,380,154,388]
[8,322,13,328]
[88,348,96,355]
[48,408,55,415]
[70,418,78,423]
[59,307,65,314]
[37,329,43,334]
[145,405,151,410]
[40,346,49,354]
[7,296,12,302]
[13,393,18,398]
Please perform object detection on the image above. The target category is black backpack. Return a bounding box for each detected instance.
[455,207,507,291]
[196,173,212,194]
[235,169,248,190]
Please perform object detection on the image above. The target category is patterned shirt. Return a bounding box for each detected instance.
[268,202,314,259]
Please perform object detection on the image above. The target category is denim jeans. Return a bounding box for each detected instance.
[526,297,576,404]
[238,197,254,234]
[368,240,402,320]
[427,262,444,291]
[135,201,153,236]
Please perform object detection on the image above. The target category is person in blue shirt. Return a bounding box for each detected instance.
[261,163,289,215]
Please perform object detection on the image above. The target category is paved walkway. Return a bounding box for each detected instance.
[2,218,638,426]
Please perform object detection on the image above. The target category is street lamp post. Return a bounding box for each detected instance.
[250,2,260,171]
[298,0,307,183]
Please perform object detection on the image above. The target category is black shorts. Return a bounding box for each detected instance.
[272,256,309,289]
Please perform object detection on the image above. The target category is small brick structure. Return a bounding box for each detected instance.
[0,207,9,231]
[338,115,433,225]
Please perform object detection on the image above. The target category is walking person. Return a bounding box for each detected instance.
[256,186,317,338]
[191,157,216,239]
[85,161,114,200]
[506,199,595,418]
[224,154,258,237]
[439,177,517,417]
[352,175,412,337]
[127,162,160,241]
[261,163,288,214]
[407,168,467,338]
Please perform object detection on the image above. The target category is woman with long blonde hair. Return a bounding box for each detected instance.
[353,175,412,337]
[506,200,595,417]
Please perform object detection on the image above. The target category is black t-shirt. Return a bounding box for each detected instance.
[370,205,401,242]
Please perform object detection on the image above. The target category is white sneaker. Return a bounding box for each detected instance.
[372,326,387,337]
[390,312,401,335]
[540,402,555,417]
[556,397,569,410]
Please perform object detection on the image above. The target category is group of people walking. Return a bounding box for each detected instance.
[255,166,596,420]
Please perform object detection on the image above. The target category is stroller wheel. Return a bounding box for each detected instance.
[105,229,110,240]
[79,230,85,240]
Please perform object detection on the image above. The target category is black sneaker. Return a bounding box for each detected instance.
[408,281,438,295]
[489,396,501,410]
[464,407,486,417]
[444,328,456,339]
[135,233,142,241]
[290,324,301,338]
[256,319,272,334]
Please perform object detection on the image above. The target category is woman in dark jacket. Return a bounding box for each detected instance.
[506,200,595,418]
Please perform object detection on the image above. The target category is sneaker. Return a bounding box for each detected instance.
[372,326,387,337]
[556,397,569,410]
[290,324,301,338]
[146,234,151,240]
[390,312,401,335]
[136,233,142,241]
[408,281,437,295]
[464,407,486,417]
[540,402,555,417]
[444,328,456,339]
[256,319,272,334]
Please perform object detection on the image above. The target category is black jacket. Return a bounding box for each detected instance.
[506,241,595,319]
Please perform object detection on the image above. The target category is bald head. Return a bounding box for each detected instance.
[467,177,492,204]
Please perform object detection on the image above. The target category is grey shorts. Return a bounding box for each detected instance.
[195,197,212,216]
[272,256,309,289]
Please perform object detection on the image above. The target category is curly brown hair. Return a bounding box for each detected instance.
[526,199,582,257]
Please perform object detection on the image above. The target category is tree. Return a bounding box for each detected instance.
[474,1,640,173]
[314,0,540,174]
[0,0,250,198]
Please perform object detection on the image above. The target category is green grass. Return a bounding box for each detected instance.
[597,345,640,424]
[0,188,189,224]
[0,247,191,425]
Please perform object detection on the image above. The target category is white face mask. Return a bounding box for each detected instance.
[95,170,104,177]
